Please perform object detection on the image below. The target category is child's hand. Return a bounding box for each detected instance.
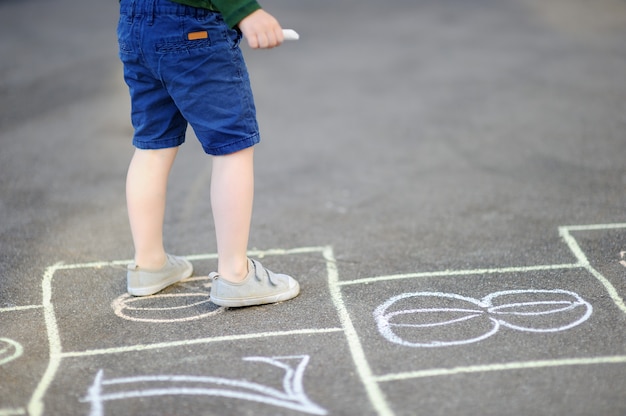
[238,9,284,49]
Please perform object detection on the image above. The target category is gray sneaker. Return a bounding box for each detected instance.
[209,258,300,307]
[127,254,193,296]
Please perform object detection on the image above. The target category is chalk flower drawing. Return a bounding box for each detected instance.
[374,289,592,348]
[82,355,327,415]
[0,337,23,366]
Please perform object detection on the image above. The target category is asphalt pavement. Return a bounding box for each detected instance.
[1,0,626,415]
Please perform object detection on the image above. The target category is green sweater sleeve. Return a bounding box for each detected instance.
[212,0,261,28]
[169,0,261,28]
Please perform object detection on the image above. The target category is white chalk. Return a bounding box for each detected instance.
[282,29,300,41]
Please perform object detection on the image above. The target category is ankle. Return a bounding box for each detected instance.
[134,253,167,270]
[217,259,249,283]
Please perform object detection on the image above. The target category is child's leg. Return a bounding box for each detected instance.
[211,147,254,282]
[208,147,301,308]
[126,147,179,269]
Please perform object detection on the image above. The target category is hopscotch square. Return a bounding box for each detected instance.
[48,247,340,353]
[42,332,375,416]
[339,267,626,378]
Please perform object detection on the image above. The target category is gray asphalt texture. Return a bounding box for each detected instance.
[1,0,626,415]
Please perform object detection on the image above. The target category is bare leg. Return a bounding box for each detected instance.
[126,147,179,269]
[211,146,254,282]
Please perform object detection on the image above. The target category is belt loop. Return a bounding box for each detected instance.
[126,0,135,23]
[147,0,156,25]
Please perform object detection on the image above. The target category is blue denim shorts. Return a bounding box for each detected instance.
[117,0,259,155]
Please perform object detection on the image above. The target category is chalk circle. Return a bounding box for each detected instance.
[112,287,225,323]
[0,337,24,366]
[374,292,500,348]
[486,289,592,333]
[374,289,592,348]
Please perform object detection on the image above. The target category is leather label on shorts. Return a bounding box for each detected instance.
[188,31,209,41]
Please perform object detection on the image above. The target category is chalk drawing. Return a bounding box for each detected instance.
[374,289,592,348]
[82,355,327,416]
[620,251,626,268]
[112,279,225,323]
[0,338,23,366]
[18,226,626,416]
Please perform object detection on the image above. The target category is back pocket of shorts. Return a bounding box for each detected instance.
[155,36,212,54]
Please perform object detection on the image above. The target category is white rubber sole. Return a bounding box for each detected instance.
[210,282,300,307]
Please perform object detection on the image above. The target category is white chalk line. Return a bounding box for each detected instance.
[0,305,43,313]
[374,355,626,382]
[28,262,64,416]
[117,294,211,311]
[0,408,26,416]
[560,222,626,232]
[51,246,328,271]
[324,247,395,416]
[338,263,581,287]
[61,328,343,359]
[559,225,626,314]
